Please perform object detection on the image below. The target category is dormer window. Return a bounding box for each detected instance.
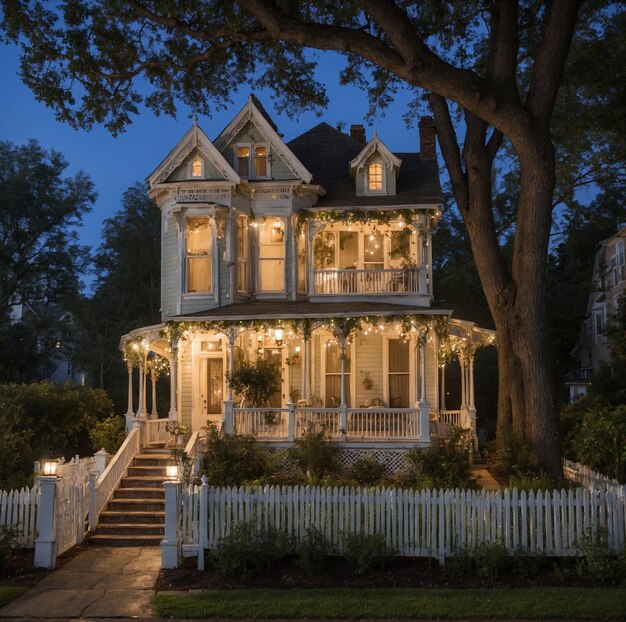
[235,143,270,179]
[368,162,383,191]
[190,156,204,178]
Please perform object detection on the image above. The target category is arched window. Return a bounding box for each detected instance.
[368,162,383,191]
[190,156,204,178]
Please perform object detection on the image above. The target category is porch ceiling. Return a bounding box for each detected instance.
[171,300,452,321]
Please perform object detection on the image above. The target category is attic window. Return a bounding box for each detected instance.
[368,162,383,191]
[190,156,204,178]
[235,143,270,179]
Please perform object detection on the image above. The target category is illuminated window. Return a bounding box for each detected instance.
[190,156,204,177]
[368,162,383,191]
[186,218,213,293]
[236,146,250,177]
[235,143,270,178]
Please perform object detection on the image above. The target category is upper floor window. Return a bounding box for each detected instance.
[237,216,249,294]
[368,162,383,191]
[257,218,285,293]
[186,217,213,293]
[616,241,625,282]
[190,156,204,178]
[235,143,269,178]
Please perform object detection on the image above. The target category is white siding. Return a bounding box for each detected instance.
[161,213,179,317]
[354,334,383,406]
[180,349,193,429]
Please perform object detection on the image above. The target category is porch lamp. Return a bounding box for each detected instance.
[165,462,179,480]
[274,325,285,347]
[40,458,59,477]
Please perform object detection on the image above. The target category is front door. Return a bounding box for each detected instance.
[199,356,224,427]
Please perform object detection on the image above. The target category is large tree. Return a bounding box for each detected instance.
[4,0,621,473]
[0,140,94,380]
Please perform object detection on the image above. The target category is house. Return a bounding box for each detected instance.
[120,96,494,467]
[567,225,626,402]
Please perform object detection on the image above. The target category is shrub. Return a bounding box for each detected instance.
[508,471,573,493]
[296,527,330,578]
[348,456,386,486]
[288,427,341,483]
[344,532,394,574]
[89,414,126,455]
[202,424,277,486]
[0,527,18,572]
[404,426,473,489]
[213,520,292,578]
[490,432,533,479]
[576,530,626,585]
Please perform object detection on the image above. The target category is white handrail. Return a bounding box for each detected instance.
[314,268,419,295]
[89,427,140,530]
[184,431,203,482]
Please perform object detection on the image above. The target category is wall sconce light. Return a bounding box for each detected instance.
[166,463,179,480]
[41,458,59,477]
[274,325,285,347]
[294,345,301,357]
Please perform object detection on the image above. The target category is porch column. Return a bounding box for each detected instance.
[137,361,147,416]
[440,364,446,411]
[125,361,134,432]
[418,334,430,443]
[433,334,440,413]
[468,354,475,410]
[339,334,348,439]
[227,336,236,401]
[418,233,428,295]
[150,367,158,419]
[168,349,178,421]
[302,336,309,401]
[459,356,467,411]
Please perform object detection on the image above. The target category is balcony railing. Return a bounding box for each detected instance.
[313,268,421,295]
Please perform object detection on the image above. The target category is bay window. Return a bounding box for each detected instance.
[186,217,213,293]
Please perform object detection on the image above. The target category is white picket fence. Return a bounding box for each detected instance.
[0,485,39,547]
[563,459,623,492]
[179,481,626,565]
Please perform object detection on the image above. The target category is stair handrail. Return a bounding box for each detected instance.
[183,431,204,484]
[89,426,141,530]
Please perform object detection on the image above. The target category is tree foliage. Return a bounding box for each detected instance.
[0,140,95,381]
[3,1,624,473]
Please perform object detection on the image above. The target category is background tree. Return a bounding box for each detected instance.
[73,183,161,412]
[3,1,623,473]
[0,140,94,381]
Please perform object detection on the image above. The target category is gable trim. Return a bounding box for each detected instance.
[147,124,240,188]
[214,97,313,184]
[349,135,402,174]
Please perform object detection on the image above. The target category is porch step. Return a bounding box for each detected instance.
[88,534,163,546]
[99,511,165,525]
[90,448,169,547]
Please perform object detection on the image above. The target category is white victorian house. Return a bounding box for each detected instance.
[120,96,494,466]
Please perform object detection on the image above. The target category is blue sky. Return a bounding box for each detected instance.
[0,44,427,254]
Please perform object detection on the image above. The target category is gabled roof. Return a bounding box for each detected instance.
[214,95,313,183]
[146,121,240,188]
[288,123,441,208]
[349,132,402,174]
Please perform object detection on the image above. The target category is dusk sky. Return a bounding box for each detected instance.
[1,43,429,265]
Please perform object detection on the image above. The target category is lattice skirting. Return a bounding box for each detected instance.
[269,448,412,477]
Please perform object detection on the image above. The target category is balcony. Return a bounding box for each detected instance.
[313,268,424,296]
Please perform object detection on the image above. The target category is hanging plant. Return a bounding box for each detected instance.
[225,358,281,408]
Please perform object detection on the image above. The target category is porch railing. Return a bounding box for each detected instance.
[438,410,464,426]
[88,427,140,530]
[314,268,420,295]
[146,417,170,445]
[233,407,421,441]
[348,408,419,439]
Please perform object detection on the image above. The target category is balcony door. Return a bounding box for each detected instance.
[257,218,285,293]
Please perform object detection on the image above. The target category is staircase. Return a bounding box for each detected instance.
[89,446,169,546]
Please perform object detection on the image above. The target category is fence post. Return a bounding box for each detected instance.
[94,448,109,476]
[287,402,295,442]
[162,480,181,569]
[223,400,234,435]
[34,476,57,569]
[88,471,98,532]
[197,475,209,571]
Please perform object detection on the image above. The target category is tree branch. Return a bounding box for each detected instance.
[429,94,468,212]
[525,0,581,126]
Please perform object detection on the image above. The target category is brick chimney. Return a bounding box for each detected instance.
[419,116,436,159]
[350,124,366,145]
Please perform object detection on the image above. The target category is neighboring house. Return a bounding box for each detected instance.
[567,225,626,402]
[7,298,85,385]
[120,96,494,464]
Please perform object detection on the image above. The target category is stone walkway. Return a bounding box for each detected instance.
[471,464,501,491]
[0,546,159,619]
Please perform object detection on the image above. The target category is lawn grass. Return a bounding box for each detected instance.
[156,586,626,619]
[0,585,28,608]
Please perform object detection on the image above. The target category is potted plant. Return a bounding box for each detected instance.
[226,358,281,423]
[167,421,189,445]
[361,371,373,390]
